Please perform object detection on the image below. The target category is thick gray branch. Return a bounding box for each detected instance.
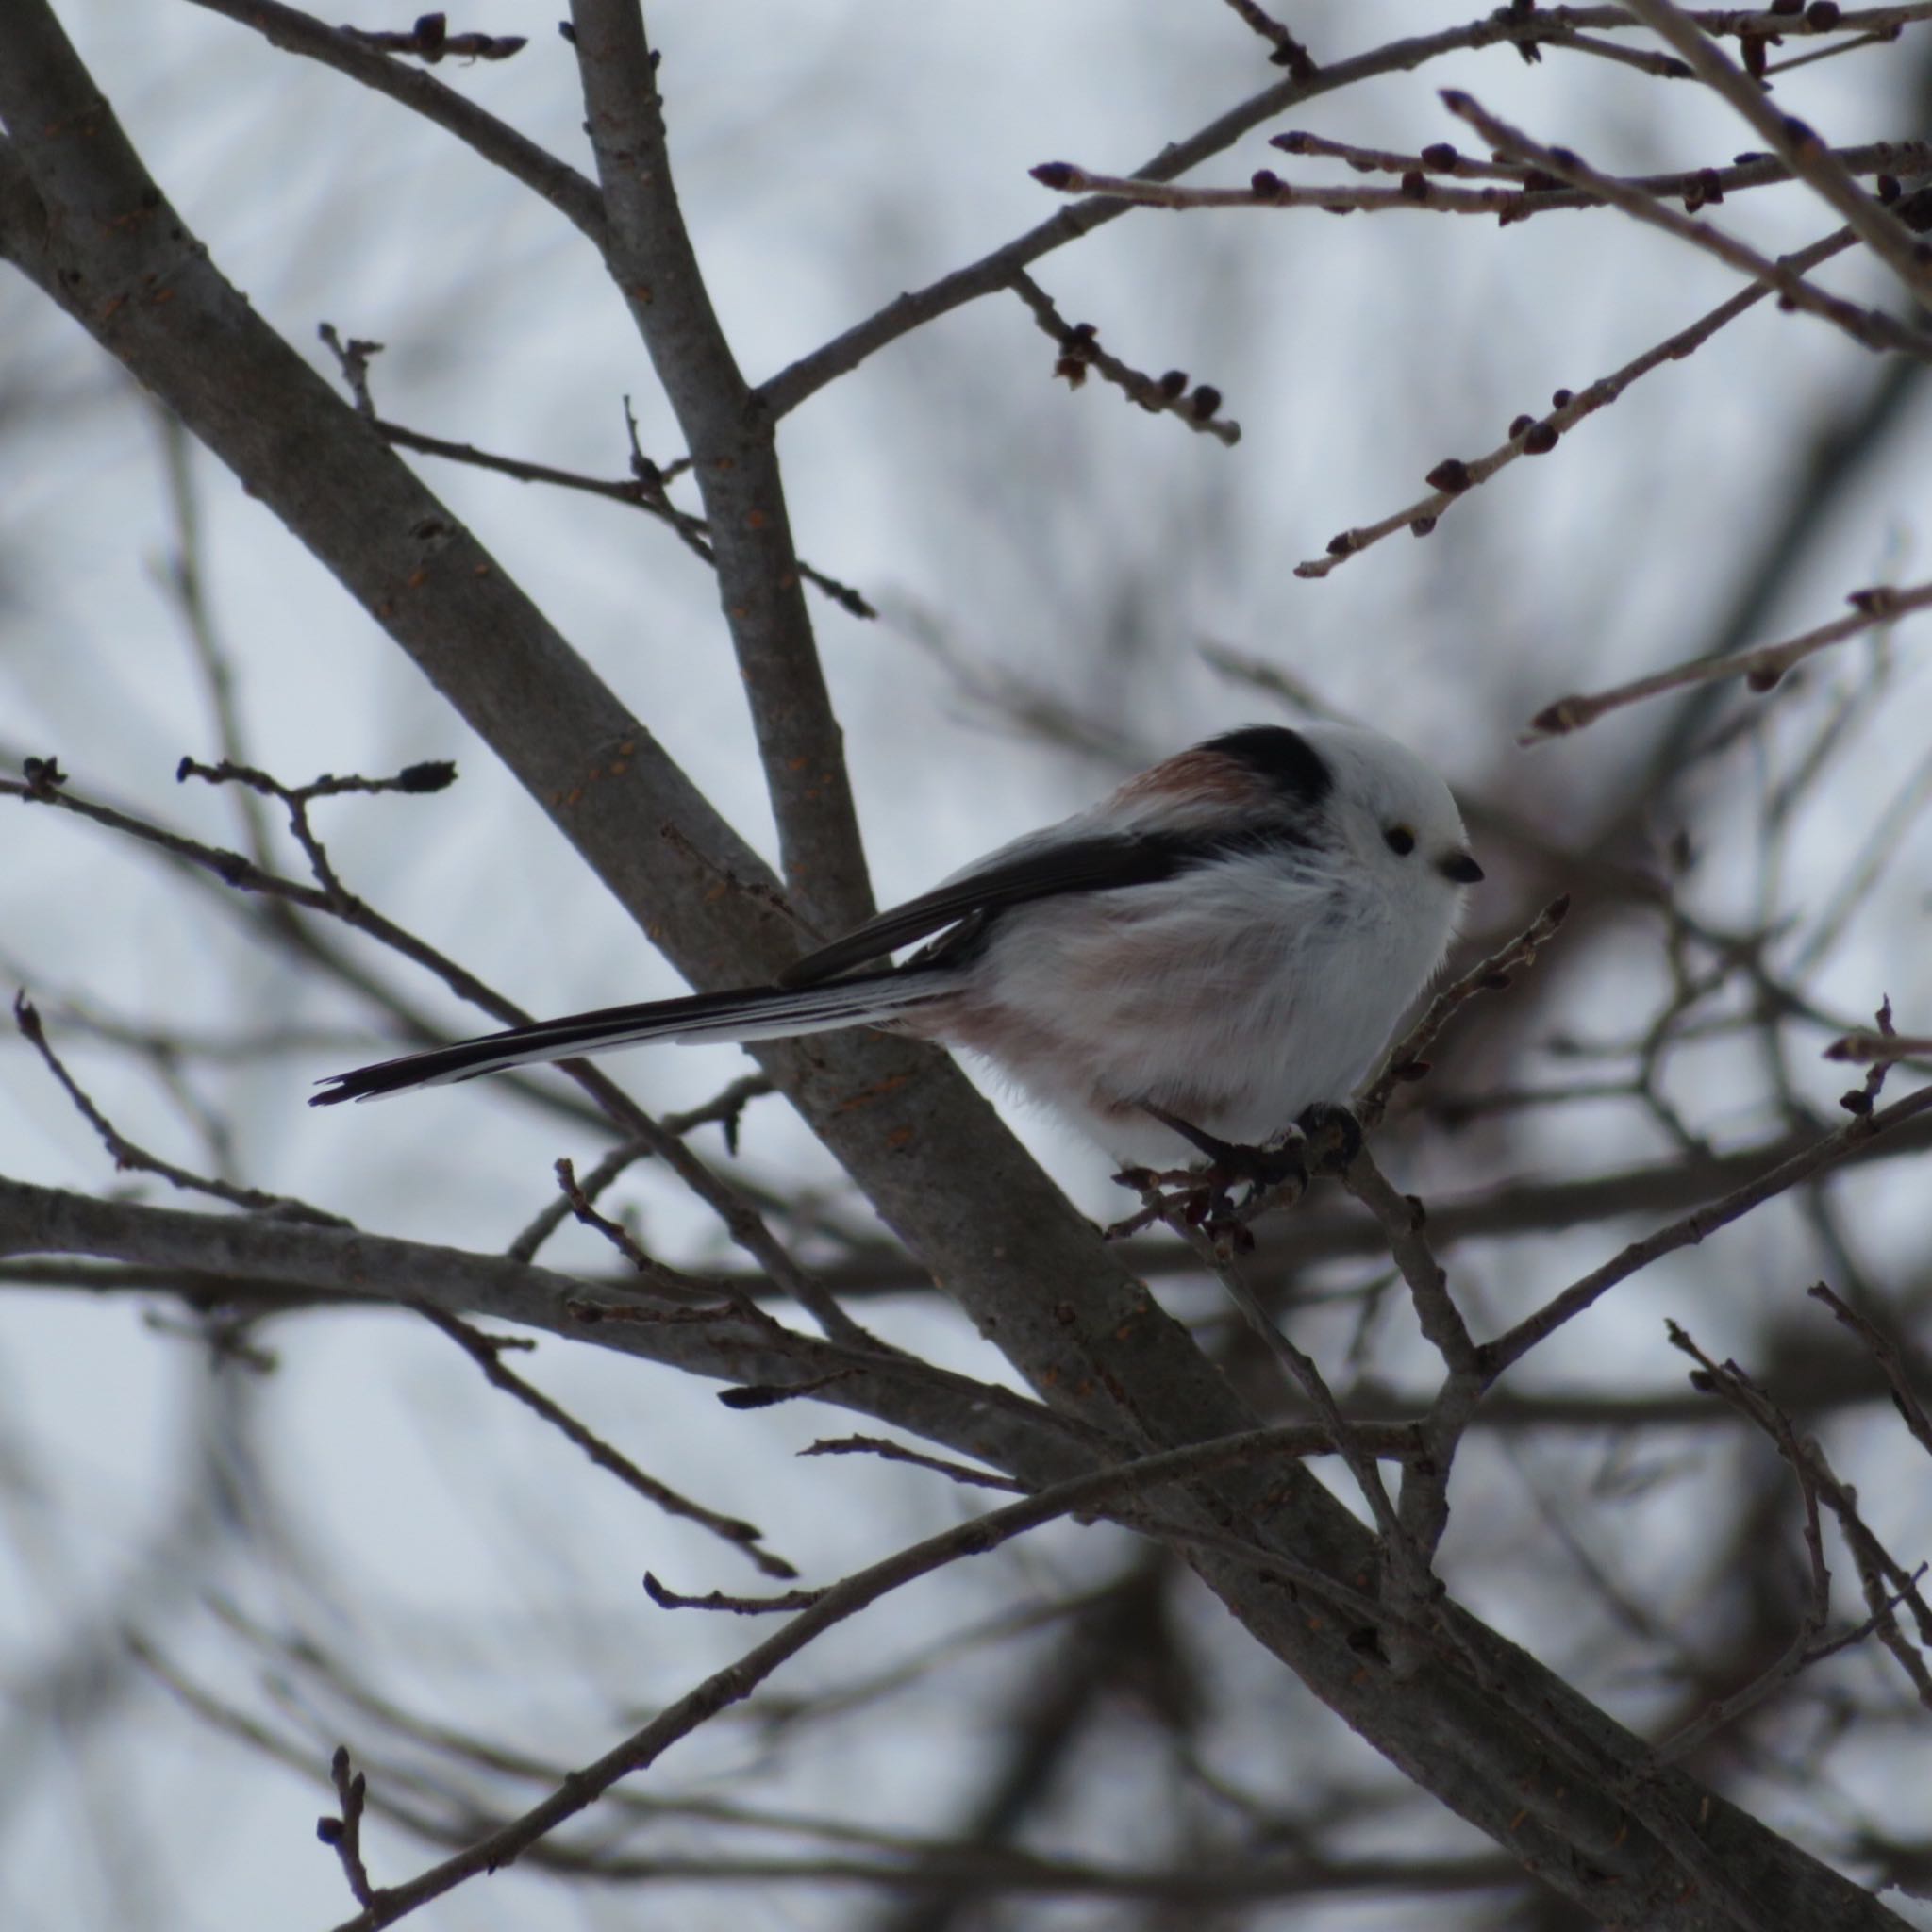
[569,0,873,932]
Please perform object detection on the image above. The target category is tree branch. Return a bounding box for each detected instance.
[567,0,872,931]
[1488,1079,1932,1376]
[1621,0,1932,304]
[1441,91,1932,362]
[1524,578,1932,741]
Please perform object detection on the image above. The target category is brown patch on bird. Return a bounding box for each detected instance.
[1109,749,1274,814]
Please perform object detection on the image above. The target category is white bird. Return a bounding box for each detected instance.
[311,723,1481,1169]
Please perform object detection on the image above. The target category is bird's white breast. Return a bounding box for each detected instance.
[924,848,1455,1163]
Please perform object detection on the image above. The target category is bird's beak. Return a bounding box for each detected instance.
[1439,851,1484,885]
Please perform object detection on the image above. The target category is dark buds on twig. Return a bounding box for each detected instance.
[21,756,68,799]
[1011,272,1241,444]
[341,13,528,64]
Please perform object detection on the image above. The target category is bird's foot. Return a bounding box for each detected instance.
[1106,1164,1257,1250]
[1105,1106,1313,1249]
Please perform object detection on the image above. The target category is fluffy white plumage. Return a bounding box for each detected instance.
[313,722,1481,1164]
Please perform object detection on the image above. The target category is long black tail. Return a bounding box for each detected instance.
[309,969,954,1105]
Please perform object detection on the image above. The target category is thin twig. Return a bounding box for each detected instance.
[1009,272,1240,443]
[150,406,277,869]
[1357,897,1573,1130]
[339,14,525,62]
[187,0,608,242]
[177,755,458,901]
[368,412,875,618]
[11,991,346,1225]
[643,1574,824,1615]
[1649,1324,1838,1760]
[1031,157,1533,216]
[504,1075,770,1264]
[1161,1223,1424,1599]
[1661,1318,1932,1714]
[1340,1151,1477,1376]
[1293,225,1860,577]
[553,1158,769,1314]
[319,323,874,616]
[1273,128,1932,197]
[318,1745,376,1908]
[1033,139,1929,222]
[1218,0,1318,79]
[1487,1078,1932,1377]
[1619,0,1932,304]
[799,1436,1029,1492]
[1440,92,1932,363]
[1805,1282,1932,1458]
[1523,579,1932,741]
[417,1303,799,1578]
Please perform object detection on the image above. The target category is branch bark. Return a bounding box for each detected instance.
[568,0,874,931]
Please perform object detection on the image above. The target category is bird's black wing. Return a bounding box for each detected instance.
[779,830,1208,987]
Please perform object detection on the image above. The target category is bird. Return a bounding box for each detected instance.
[310,722,1481,1170]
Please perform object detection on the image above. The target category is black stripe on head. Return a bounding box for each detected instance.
[1203,725,1334,809]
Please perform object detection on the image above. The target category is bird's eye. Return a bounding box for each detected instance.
[1383,825,1416,857]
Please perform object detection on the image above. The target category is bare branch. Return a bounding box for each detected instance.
[1009,272,1241,443]
[1524,579,1932,741]
[11,991,344,1226]
[1357,896,1573,1129]
[318,1745,376,1909]
[1033,139,1929,222]
[339,13,526,63]
[643,1573,825,1615]
[1805,1282,1932,1459]
[1488,1078,1932,1376]
[1292,225,1858,577]
[1341,1150,1477,1377]
[504,1074,771,1264]
[757,7,1749,421]
[1217,0,1318,80]
[8,756,859,1343]
[326,389,878,619]
[1824,1030,1932,1063]
[186,0,605,241]
[0,1172,1116,1491]
[1620,0,1932,303]
[1440,90,1932,362]
[1665,1318,1932,1712]
[799,1436,1029,1492]
[10,5,1932,1920]
[1649,1324,1839,1760]
[418,1303,800,1577]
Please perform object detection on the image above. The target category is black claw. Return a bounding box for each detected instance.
[1140,1102,1241,1168]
